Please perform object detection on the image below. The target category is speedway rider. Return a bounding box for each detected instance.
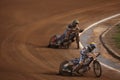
[58,19,80,49]
[63,42,97,74]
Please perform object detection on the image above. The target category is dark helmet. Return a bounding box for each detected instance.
[88,42,96,52]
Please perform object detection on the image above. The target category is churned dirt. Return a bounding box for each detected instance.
[0,0,120,80]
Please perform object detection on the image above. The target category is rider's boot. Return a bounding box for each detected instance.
[60,39,66,46]
[57,40,61,45]
[72,64,82,74]
[87,66,91,71]
[77,64,82,72]
[72,64,83,76]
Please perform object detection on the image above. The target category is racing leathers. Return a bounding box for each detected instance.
[58,23,80,48]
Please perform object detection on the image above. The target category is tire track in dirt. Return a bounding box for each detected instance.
[0,0,120,80]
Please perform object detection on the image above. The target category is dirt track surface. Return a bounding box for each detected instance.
[0,0,120,80]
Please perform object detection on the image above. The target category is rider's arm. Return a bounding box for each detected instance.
[87,52,96,60]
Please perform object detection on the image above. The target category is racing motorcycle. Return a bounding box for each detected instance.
[48,29,83,49]
[59,53,102,77]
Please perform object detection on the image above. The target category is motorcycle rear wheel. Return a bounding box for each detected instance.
[59,61,72,76]
[48,35,59,48]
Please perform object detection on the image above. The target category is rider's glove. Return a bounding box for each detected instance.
[94,58,97,61]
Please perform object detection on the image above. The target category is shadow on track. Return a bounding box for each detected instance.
[26,42,48,48]
[41,72,86,78]
[26,42,78,50]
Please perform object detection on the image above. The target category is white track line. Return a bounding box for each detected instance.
[79,13,120,73]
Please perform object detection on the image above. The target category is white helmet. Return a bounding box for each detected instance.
[72,19,79,25]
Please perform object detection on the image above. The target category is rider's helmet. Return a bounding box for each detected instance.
[72,19,79,26]
[88,42,96,52]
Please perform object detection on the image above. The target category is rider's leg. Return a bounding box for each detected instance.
[76,40,80,49]
[72,54,86,73]
[76,33,80,49]
[58,30,68,45]
[73,62,83,73]
[86,57,93,66]
[57,34,65,45]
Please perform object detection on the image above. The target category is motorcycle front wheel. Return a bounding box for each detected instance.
[93,60,102,77]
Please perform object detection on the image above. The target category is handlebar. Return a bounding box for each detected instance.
[96,52,101,57]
